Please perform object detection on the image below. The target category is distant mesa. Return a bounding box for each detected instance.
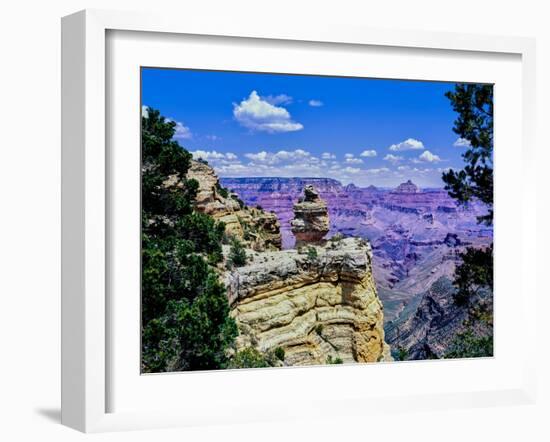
[393,179,420,194]
[291,185,330,245]
[220,177,343,194]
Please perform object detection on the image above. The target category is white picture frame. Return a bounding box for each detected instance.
[61,9,538,433]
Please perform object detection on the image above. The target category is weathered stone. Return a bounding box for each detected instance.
[291,185,330,245]
[184,160,282,251]
[226,237,392,365]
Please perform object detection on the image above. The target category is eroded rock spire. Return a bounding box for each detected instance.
[291,185,330,245]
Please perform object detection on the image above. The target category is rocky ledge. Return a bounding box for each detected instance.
[184,160,282,251]
[225,237,392,365]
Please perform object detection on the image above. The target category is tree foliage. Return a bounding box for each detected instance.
[443,84,493,225]
[443,84,494,305]
[394,347,408,362]
[306,246,318,262]
[444,331,493,359]
[227,347,286,369]
[141,108,237,372]
[453,245,493,306]
[226,237,247,269]
[227,347,271,369]
[326,355,344,365]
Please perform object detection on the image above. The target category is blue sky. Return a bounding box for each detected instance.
[142,68,474,187]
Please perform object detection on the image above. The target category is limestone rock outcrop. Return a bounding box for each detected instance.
[291,185,330,245]
[226,237,392,365]
[183,160,282,251]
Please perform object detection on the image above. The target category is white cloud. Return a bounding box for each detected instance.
[263,94,293,105]
[344,153,363,164]
[205,134,221,141]
[166,117,192,140]
[215,163,249,173]
[417,150,442,163]
[389,138,424,151]
[141,105,149,118]
[341,166,360,174]
[321,152,336,160]
[453,137,471,147]
[174,121,192,140]
[233,90,303,133]
[383,154,404,164]
[245,151,269,162]
[360,149,377,157]
[209,148,363,184]
[209,148,448,187]
[244,149,315,165]
[365,167,391,174]
[191,150,238,161]
[309,99,323,107]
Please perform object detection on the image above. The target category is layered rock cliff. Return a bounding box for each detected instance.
[184,160,282,251]
[385,276,493,359]
[225,237,392,365]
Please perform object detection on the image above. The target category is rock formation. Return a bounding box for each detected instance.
[183,160,282,251]
[291,185,330,245]
[218,176,492,324]
[393,179,420,194]
[226,237,392,365]
[385,276,493,359]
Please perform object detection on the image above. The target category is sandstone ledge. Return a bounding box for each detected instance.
[226,237,392,365]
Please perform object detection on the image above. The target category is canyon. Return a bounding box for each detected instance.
[187,161,392,365]
[221,176,493,359]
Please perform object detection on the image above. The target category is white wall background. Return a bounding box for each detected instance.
[0,1,547,440]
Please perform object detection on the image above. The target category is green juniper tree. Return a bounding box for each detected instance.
[226,237,247,269]
[443,84,494,305]
[141,107,237,372]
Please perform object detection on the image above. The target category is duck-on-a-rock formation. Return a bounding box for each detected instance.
[290,185,330,245]
[187,160,392,366]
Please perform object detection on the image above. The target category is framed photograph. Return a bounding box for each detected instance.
[61,9,537,432]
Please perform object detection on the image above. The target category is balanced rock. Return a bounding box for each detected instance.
[291,185,330,245]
